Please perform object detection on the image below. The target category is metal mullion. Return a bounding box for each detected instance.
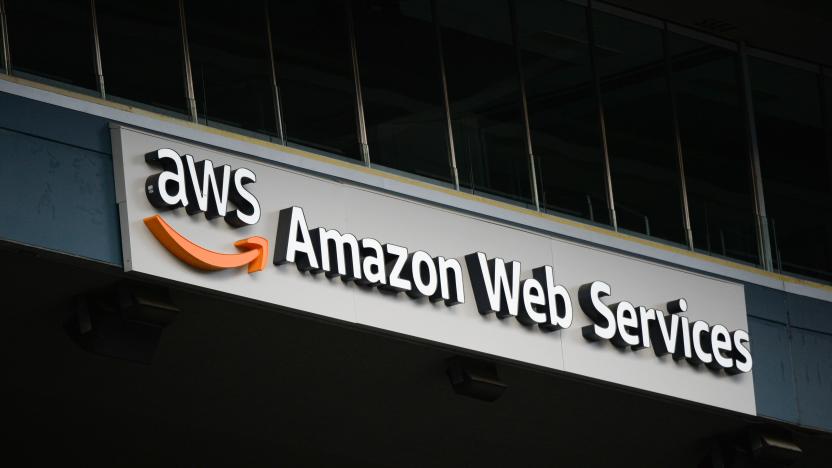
[89,0,105,98]
[0,0,11,73]
[664,24,695,250]
[738,42,774,271]
[263,0,285,144]
[509,0,540,211]
[177,0,198,123]
[586,0,618,230]
[431,0,460,190]
[345,0,370,166]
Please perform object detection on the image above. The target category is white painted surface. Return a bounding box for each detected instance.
[114,126,756,415]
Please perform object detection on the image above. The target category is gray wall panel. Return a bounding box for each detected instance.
[787,294,832,335]
[791,328,832,430]
[748,317,799,423]
[745,283,788,323]
[0,91,110,155]
[0,128,120,264]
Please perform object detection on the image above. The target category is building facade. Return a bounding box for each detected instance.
[1,0,831,466]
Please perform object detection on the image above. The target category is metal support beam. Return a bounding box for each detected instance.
[263,0,285,144]
[431,0,460,190]
[0,0,11,73]
[345,0,370,165]
[509,0,541,211]
[738,42,774,271]
[586,0,618,230]
[664,24,695,250]
[89,0,105,98]
[177,0,198,123]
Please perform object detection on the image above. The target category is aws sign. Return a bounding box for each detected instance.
[141,148,752,376]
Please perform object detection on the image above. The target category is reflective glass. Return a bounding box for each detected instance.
[516,0,608,223]
[185,0,277,137]
[270,0,360,160]
[97,0,187,115]
[6,0,96,91]
[438,0,531,204]
[669,34,758,264]
[750,57,832,281]
[593,11,684,244]
[354,0,451,183]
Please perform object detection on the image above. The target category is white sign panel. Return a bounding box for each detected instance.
[113,125,756,415]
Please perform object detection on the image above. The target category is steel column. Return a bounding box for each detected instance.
[738,42,774,271]
[345,0,370,165]
[177,0,198,123]
[263,0,286,144]
[89,0,106,98]
[431,0,460,190]
[663,24,695,250]
[509,0,541,210]
[586,0,618,230]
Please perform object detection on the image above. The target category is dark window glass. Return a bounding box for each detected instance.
[185,0,276,137]
[750,57,832,281]
[669,34,758,264]
[438,0,531,204]
[354,0,451,183]
[97,0,186,116]
[516,0,607,224]
[270,0,360,160]
[593,12,684,244]
[6,0,96,91]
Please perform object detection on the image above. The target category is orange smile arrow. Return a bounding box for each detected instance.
[143,215,268,273]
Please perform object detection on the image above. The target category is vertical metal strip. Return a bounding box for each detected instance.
[738,42,774,271]
[664,24,695,250]
[431,0,460,190]
[509,0,541,211]
[178,0,198,123]
[0,0,11,73]
[346,0,370,165]
[586,0,618,230]
[263,0,285,144]
[89,0,106,98]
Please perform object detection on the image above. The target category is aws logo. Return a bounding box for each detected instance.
[142,148,268,273]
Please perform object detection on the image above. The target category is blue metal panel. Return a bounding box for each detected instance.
[745,283,788,323]
[790,328,832,431]
[787,294,832,335]
[0,127,120,264]
[0,91,110,155]
[748,317,799,423]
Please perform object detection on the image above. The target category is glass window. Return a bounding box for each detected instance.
[669,34,758,264]
[185,0,277,137]
[96,0,187,116]
[438,0,531,204]
[6,0,97,92]
[516,0,608,224]
[750,57,832,282]
[270,0,360,160]
[354,0,451,183]
[593,11,684,245]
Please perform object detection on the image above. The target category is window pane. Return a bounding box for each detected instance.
[593,11,684,244]
[185,0,276,137]
[354,0,451,183]
[97,0,186,115]
[271,0,360,160]
[516,0,608,224]
[669,34,758,264]
[6,0,96,91]
[750,57,832,281]
[438,0,531,204]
